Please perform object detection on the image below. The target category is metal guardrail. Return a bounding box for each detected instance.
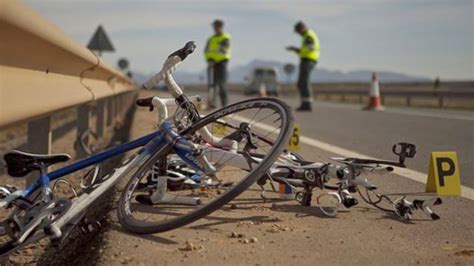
[0,0,136,129]
[182,83,473,108]
[0,0,137,182]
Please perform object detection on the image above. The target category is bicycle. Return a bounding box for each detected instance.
[257,142,443,220]
[168,114,444,221]
[0,41,293,254]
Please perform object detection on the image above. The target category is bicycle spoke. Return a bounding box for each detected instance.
[118,98,291,233]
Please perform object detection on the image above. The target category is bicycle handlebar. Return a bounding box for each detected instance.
[168,41,197,60]
[142,41,197,96]
[136,95,202,123]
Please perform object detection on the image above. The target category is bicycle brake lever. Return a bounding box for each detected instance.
[413,198,442,220]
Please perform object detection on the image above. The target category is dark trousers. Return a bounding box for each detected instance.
[209,60,228,107]
[297,59,316,103]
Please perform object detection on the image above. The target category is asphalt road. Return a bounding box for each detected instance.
[227,93,474,188]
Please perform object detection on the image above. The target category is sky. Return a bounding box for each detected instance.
[26,0,474,80]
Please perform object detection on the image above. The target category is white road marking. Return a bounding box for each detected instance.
[384,109,474,122]
[234,114,474,200]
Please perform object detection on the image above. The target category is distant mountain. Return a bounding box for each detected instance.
[230,59,431,83]
[132,59,431,84]
[131,69,207,85]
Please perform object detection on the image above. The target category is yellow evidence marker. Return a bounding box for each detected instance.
[426,151,461,196]
[288,123,300,152]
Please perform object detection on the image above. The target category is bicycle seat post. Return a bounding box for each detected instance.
[32,162,53,203]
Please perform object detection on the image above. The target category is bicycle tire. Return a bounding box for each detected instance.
[117,97,293,234]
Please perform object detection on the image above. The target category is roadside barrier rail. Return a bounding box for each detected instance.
[311,88,474,108]
[0,0,137,178]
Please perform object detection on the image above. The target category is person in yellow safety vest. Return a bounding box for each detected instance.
[204,19,231,108]
[286,21,320,111]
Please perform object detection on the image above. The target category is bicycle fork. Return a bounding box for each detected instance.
[149,121,216,205]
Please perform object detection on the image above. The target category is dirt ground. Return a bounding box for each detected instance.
[92,91,474,266]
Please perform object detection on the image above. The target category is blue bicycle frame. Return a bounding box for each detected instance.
[21,120,203,199]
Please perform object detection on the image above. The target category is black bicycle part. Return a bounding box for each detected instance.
[392,142,416,165]
[342,197,358,208]
[168,41,197,60]
[136,97,155,111]
[301,187,313,206]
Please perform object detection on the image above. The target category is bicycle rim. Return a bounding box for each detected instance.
[117,97,293,234]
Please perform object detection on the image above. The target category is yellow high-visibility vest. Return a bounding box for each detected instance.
[299,29,320,61]
[205,32,231,63]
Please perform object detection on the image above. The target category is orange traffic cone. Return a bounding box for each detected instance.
[259,83,268,97]
[364,72,384,111]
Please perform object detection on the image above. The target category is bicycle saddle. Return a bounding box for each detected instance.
[3,150,71,178]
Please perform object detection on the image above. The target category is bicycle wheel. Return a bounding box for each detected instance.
[117,97,293,234]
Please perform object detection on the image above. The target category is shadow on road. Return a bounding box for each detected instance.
[108,224,178,245]
[190,215,276,230]
[269,203,348,219]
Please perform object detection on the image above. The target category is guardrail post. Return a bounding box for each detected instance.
[358,95,363,104]
[119,95,123,115]
[438,96,444,108]
[96,100,105,138]
[106,98,114,127]
[406,96,411,107]
[76,105,90,158]
[113,96,118,118]
[118,95,123,117]
[27,116,52,185]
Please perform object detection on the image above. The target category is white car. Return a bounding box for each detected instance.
[245,68,280,96]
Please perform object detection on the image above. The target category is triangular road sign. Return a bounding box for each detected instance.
[87,25,115,54]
